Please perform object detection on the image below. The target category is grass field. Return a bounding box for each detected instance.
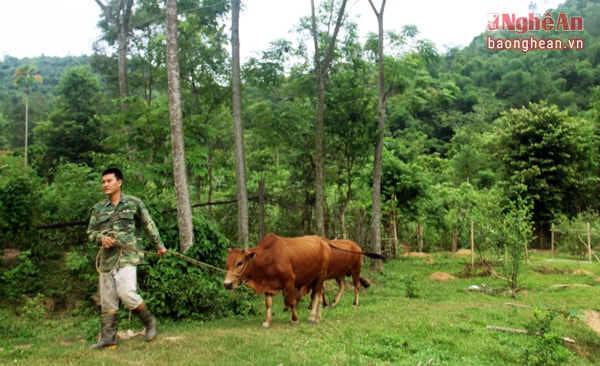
[2,250,600,365]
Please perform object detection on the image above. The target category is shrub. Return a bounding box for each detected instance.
[22,293,47,320]
[523,309,574,366]
[0,250,42,304]
[402,274,419,298]
[553,211,600,257]
[501,197,535,290]
[138,214,257,320]
[37,163,101,253]
[0,158,42,248]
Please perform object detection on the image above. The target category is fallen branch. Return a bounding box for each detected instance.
[545,259,589,263]
[509,286,527,294]
[550,284,591,289]
[505,302,571,316]
[487,325,528,334]
[486,325,575,344]
[489,268,508,282]
[506,302,536,310]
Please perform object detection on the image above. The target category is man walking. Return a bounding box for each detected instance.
[87,167,167,349]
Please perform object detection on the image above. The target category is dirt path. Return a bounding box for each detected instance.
[584,310,600,336]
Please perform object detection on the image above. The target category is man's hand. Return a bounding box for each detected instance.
[157,247,167,256]
[101,235,116,248]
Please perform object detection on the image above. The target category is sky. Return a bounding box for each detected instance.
[0,0,564,61]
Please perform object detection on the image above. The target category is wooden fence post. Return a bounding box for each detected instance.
[551,223,555,259]
[587,222,592,263]
[258,178,265,240]
[471,220,475,269]
[452,225,458,261]
[417,222,423,253]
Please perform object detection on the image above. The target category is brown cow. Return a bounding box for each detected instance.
[324,239,371,307]
[223,233,330,328]
[291,239,371,308]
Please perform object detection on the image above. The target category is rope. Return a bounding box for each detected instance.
[167,250,226,273]
[95,241,227,274]
[95,245,123,274]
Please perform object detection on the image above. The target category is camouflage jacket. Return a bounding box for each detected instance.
[87,194,165,272]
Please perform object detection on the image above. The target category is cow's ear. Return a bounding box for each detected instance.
[247,252,257,261]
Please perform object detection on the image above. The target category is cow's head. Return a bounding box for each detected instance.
[223,247,256,290]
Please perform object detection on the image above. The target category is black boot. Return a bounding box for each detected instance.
[90,313,118,349]
[134,302,157,341]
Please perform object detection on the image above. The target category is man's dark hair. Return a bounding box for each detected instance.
[102,167,123,181]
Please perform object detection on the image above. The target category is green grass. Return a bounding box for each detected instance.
[2,251,600,365]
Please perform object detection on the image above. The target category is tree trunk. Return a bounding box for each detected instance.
[417,221,423,253]
[314,69,326,237]
[258,178,266,240]
[452,225,458,260]
[368,0,387,271]
[358,208,367,247]
[166,0,194,253]
[231,0,249,247]
[24,91,29,167]
[94,0,132,108]
[390,196,399,258]
[310,0,348,238]
[117,20,129,102]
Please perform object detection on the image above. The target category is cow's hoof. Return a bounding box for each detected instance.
[261,322,270,329]
[291,320,300,327]
[307,319,320,325]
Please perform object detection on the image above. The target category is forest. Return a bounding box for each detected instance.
[1,0,600,319]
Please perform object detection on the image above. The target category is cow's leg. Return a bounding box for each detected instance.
[284,283,300,326]
[321,281,329,308]
[330,277,345,308]
[352,273,360,307]
[308,273,327,324]
[290,305,300,326]
[262,294,273,329]
[306,286,322,310]
[308,286,323,324]
[282,290,291,312]
[352,266,361,307]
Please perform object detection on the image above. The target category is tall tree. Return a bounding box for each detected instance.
[367,0,386,270]
[310,0,348,237]
[32,66,102,172]
[231,0,249,247]
[166,0,194,252]
[492,102,598,246]
[13,65,43,167]
[95,0,134,106]
[324,26,375,238]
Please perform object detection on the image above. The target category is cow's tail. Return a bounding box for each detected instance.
[328,242,385,260]
[359,277,371,288]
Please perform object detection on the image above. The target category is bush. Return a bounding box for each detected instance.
[0,158,43,248]
[553,211,600,257]
[138,214,257,320]
[523,309,574,365]
[402,274,419,298]
[0,250,42,304]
